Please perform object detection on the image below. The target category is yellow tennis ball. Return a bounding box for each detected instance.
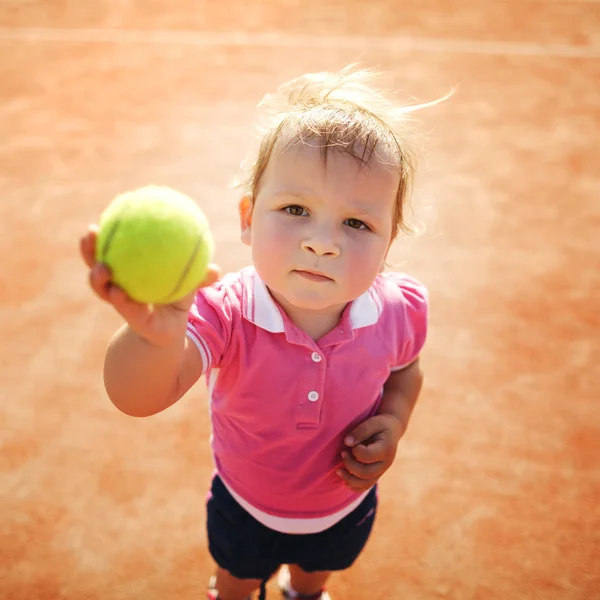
[96,185,214,304]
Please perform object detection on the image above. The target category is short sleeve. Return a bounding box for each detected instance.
[186,277,238,374]
[383,273,429,371]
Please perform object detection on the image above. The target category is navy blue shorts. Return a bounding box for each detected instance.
[206,475,378,581]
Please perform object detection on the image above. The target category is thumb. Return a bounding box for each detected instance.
[199,263,221,288]
[344,417,383,447]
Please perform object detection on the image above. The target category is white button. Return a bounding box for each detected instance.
[308,391,319,402]
[311,352,322,363]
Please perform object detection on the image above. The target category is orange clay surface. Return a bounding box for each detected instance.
[1,2,599,599]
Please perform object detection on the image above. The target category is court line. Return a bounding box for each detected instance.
[0,27,599,58]
[531,0,600,3]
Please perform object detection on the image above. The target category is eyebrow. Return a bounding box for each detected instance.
[270,190,312,201]
[269,190,382,216]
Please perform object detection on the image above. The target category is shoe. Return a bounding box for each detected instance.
[278,565,332,600]
[207,575,219,600]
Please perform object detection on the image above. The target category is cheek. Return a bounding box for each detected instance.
[257,216,294,245]
[348,255,379,278]
[252,216,297,262]
[347,235,387,262]
[341,238,387,279]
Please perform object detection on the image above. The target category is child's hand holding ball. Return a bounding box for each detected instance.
[80,186,219,347]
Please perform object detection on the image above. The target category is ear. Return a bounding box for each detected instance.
[239,195,253,246]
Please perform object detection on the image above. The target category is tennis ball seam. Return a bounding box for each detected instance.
[99,218,121,264]
[161,231,208,303]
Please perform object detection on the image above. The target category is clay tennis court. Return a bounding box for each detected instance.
[1,2,599,599]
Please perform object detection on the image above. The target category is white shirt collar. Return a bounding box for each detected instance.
[243,267,382,333]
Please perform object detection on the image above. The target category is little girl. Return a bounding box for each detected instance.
[81,66,442,600]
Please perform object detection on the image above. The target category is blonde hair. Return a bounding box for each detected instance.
[241,65,450,240]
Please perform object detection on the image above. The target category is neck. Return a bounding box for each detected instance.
[268,289,346,341]
[290,309,344,341]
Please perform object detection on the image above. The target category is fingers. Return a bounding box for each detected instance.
[337,471,372,492]
[88,263,113,302]
[89,264,152,321]
[88,257,151,324]
[337,458,380,492]
[80,224,99,268]
[344,415,388,448]
[337,441,394,491]
[110,288,153,326]
[351,440,387,464]
[83,224,119,304]
[340,451,382,480]
[200,263,221,288]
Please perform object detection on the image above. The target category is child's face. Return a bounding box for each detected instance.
[240,143,398,319]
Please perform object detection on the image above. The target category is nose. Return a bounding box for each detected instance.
[301,234,340,257]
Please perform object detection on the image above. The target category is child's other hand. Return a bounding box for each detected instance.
[337,414,404,492]
[80,225,220,347]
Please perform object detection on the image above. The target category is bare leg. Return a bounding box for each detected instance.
[288,565,331,596]
[215,567,262,600]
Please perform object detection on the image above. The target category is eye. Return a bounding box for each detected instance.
[284,205,308,216]
[345,218,369,230]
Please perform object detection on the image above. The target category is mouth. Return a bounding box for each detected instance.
[293,269,334,283]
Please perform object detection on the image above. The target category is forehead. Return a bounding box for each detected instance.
[262,142,400,205]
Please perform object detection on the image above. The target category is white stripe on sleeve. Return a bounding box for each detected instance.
[186,324,212,373]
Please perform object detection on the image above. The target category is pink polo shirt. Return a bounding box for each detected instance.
[186,266,427,533]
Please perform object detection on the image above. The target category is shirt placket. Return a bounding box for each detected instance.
[296,349,327,428]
